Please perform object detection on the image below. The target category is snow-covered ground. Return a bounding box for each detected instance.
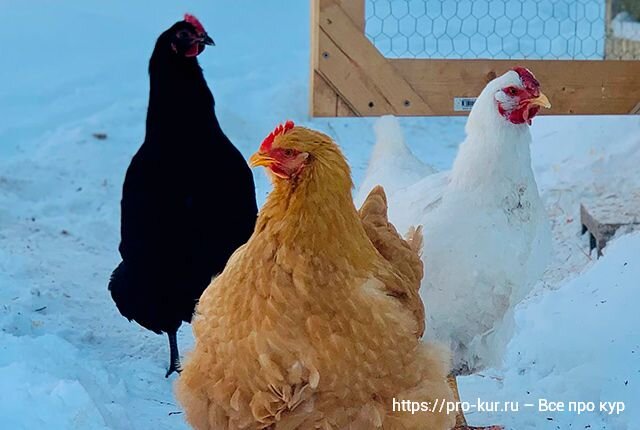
[0,1,638,429]
[613,12,640,41]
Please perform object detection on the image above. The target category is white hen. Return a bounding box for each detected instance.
[355,116,436,207]
[359,68,552,429]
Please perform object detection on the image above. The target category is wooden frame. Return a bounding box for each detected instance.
[310,0,640,117]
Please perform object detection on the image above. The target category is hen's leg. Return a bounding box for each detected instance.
[447,374,503,430]
[165,330,182,378]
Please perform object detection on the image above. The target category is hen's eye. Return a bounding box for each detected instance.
[283,149,294,157]
[507,87,518,96]
[177,30,191,39]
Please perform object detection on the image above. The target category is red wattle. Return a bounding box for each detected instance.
[185,44,200,57]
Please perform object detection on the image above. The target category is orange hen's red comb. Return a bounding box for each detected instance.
[260,120,295,152]
[184,13,205,34]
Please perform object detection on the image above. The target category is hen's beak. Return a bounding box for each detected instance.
[200,34,215,46]
[528,92,551,109]
[249,152,276,168]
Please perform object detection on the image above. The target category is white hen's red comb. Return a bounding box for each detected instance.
[512,67,540,92]
[184,13,205,34]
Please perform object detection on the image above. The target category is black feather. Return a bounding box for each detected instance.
[109,21,257,336]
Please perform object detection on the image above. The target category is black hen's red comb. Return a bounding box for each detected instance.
[260,121,295,152]
[184,13,205,34]
[512,67,540,91]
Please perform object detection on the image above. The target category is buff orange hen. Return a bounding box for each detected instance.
[175,122,455,429]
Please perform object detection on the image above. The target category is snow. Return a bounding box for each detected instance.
[464,232,640,429]
[1,0,639,429]
[613,12,640,42]
[0,333,114,430]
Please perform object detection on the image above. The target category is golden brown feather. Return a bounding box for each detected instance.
[175,125,455,429]
[358,185,425,336]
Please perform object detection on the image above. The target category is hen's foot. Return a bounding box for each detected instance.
[165,360,182,378]
[164,331,182,378]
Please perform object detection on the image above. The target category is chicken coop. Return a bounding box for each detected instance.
[310,0,640,116]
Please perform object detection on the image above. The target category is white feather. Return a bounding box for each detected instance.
[361,70,552,373]
[355,116,436,207]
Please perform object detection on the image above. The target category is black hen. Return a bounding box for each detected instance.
[109,14,257,377]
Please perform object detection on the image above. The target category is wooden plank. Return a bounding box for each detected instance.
[318,0,434,115]
[337,95,357,116]
[310,0,361,117]
[392,59,640,116]
[339,0,365,32]
[604,0,615,60]
[317,29,394,116]
[310,0,321,116]
[312,71,339,116]
[605,0,613,37]
[580,193,640,257]
[582,193,640,227]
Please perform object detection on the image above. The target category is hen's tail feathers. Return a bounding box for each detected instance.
[373,115,408,155]
[359,185,424,288]
[358,185,389,228]
[404,225,424,257]
[359,185,426,337]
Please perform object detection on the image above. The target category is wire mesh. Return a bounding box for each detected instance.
[365,0,640,60]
